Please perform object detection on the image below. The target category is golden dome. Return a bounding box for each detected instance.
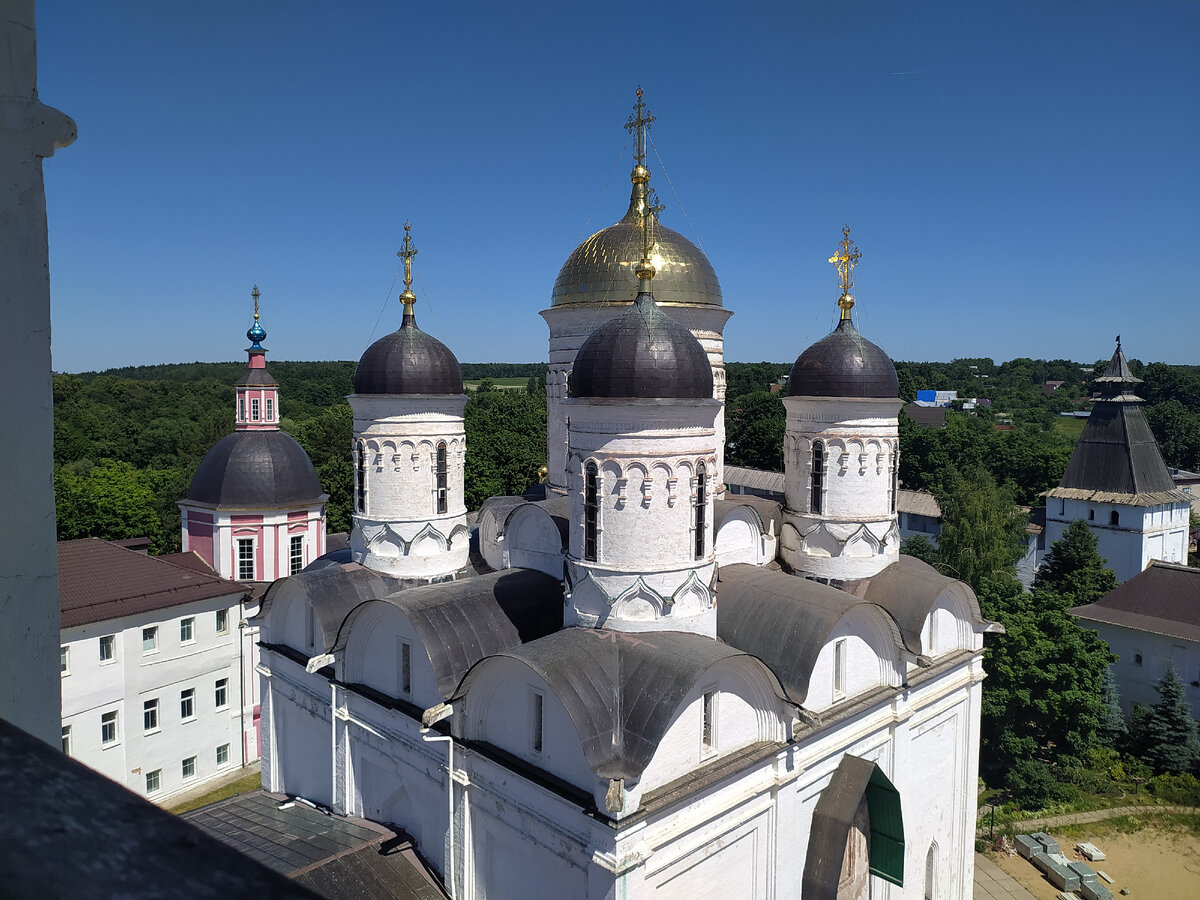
[550,191,723,309]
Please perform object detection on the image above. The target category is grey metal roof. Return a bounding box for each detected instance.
[334,569,564,698]
[187,430,326,509]
[713,496,783,535]
[1094,344,1142,384]
[183,791,445,899]
[788,318,899,399]
[716,564,889,705]
[529,494,571,544]
[550,190,722,309]
[263,563,403,652]
[353,312,464,396]
[0,721,320,900]
[1053,400,1180,497]
[235,366,278,386]
[456,627,783,781]
[1072,561,1200,642]
[569,293,714,399]
[896,489,941,518]
[722,466,785,495]
[843,553,989,654]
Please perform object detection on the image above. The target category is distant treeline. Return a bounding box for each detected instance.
[53,356,1199,557]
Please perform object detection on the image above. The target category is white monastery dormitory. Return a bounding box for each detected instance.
[235,92,999,900]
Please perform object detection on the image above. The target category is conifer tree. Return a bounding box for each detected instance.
[1032,520,1118,608]
[1135,664,1200,775]
[1097,665,1127,749]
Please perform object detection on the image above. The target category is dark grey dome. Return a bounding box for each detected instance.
[187,430,326,508]
[570,293,713,399]
[788,318,898,399]
[353,313,463,395]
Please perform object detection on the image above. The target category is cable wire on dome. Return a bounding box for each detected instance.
[649,134,706,256]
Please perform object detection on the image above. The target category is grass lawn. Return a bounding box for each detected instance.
[1053,417,1087,441]
[166,770,262,814]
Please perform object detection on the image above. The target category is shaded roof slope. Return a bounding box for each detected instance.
[335,569,564,698]
[1072,561,1200,642]
[716,564,888,705]
[59,538,246,628]
[456,627,783,781]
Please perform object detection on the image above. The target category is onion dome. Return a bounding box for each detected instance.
[353,223,464,395]
[787,318,898,399]
[789,225,898,399]
[551,89,721,309]
[570,292,713,399]
[187,431,326,508]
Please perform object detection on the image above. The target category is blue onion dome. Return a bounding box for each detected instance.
[247,320,267,347]
[551,200,722,309]
[187,431,325,508]
[353,307,463,395]
[570,292,713,399]
[787,318,898,399]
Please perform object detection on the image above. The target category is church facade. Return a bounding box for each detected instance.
[253,94,996,900]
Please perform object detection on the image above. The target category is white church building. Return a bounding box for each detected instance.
[253,94,998,900]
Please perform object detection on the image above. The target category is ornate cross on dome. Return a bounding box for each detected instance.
[625,86,655,171]
[247,284,267,347]
[397,221,418,311]
[829,225,862,320]
[251,284,261,320]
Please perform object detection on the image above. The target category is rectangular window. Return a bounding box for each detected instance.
[216,608,229,634]
[290,535,304,575]
[238,397,245,421]
[833,638,847,700]
[265,397,274,421]
[145,769,161,794]
[1134,651,1144,666]
[61,725,71,756]
[702,689,717,756]
[180,688,195,721]
[398,640,412,696]
[237,538,254,581]
[436,443,448,514]
[99,634,115,662]
[143,698,159,733]
[584,463,599,562]
[101,711,118,745]
[142,626,158,654]
[214,678,228,709]
[694,464,707,560]
[182,756,196,780]
[60,646,69,675]
[811,441,825,514]
[251,397,260,421]
[530,690,544,754]
[180,617,195,644]
[216,743,230,766]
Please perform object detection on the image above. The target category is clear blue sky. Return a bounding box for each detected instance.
[38,1,1199,373]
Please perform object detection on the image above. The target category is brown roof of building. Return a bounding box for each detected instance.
[1071,561,1200,643]
[897,489,941,518]
[159,550,219,576]
[58,538,246,629]
[903,403,947,428]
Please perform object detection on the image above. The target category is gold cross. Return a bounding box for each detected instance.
[828,225,861,319]
[397,221,418,310]
[625,86,655,169]
[251,284,261,322]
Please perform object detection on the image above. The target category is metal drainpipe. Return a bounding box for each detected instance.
[421,727,456,900]
[238,614,247,768]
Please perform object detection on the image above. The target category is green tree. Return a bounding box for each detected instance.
[899,534,939,567]
[934,466,1028,595]
[725,391,785,472]
[1131,664,1200,775]
[979,578,1115,775]
[1098,665,1128,749]
[1032,520,1118,608]
[54,460,167,552]
[463,389,547,509]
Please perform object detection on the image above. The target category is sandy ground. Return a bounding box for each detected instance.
[991,822,1200,900]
